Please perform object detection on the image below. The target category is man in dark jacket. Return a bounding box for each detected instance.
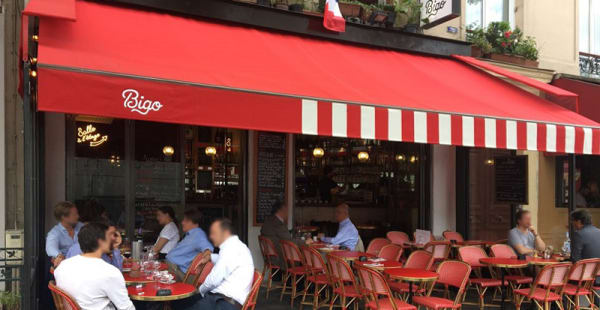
[260,201,306,268]
[571,209,600,262]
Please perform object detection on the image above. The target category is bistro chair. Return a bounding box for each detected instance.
[387,231,411,248]
[366,238,391,256]
[355,264,416,310]
[378,244,404,262]
[513,262,571,310]
[424,241,451,271]
[242,270,264,310]
[258,235,282,299]
[182,249,211,284]
[192,261,214,288]
[563,258,600,310]
[489,244,533,291]
[457,246,503,309]
[412,260,472,310]
[442,231,464,243]
[280,239,308,307]
[299,246,329,310]
[327,253,362,310]
[48,281,81,310]
[388,250,433,299]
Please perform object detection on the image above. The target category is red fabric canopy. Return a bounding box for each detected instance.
[32,1,600,154]
[23,0,76,20]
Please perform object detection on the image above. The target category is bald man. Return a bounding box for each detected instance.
[317,203,359,250]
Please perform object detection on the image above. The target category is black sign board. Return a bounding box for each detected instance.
[254,132,287,226]
[495,156,528,204]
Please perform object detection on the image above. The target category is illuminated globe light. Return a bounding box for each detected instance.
[485,159,495,165]
[162,145,175,156]
[313,147,325,158]
[409,155,418,163]
[205,146,217,156]
[357,151,369,162]
[395,154,405,161]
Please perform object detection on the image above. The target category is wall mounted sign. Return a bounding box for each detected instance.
[495,155,528,204]
[77,124,108,147]
[253,131,287,226]
[420,0,460,29]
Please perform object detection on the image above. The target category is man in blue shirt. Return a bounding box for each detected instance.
[46,201,84,267]
[318,203,359,250]
[166,208,214,281]
[66,222,124,270]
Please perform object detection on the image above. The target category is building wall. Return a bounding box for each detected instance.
[44,113,67,231]
[430,145,456,237]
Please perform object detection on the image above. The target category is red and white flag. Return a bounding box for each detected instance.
[323,0,345,32]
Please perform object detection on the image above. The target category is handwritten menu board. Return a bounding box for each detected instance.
[495,156,528,204]
[254,132,287,226]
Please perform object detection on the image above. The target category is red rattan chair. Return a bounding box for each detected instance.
[424,241,451,271]
[378,244,403,262]
[366,238,391,255]
[563,258,600,310]
[48,281,81,310]
[183,249,212,284]
[387,231,411,248]
[413,260,472,310]
[442,231,464,243]
[192,261,214,287]
[489,244,533,291]
[489,244,518,259]
[355,264,416,310]
[242,270,263,310]
[404,250,434,270]
[513,262,571,310]
[300,246,329,310]
[457,246,502,309]
[327,253,362,310]
[280,240,307,307]
[258,235,282,299]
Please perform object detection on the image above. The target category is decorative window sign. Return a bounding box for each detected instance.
[420,0,461,29]
[77,124,108,147]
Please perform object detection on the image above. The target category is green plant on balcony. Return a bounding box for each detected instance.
[467,21,539,66]
[466,27,492,55]
[393,0,425,32]
[0,292,20,310]
[514,36,539,61]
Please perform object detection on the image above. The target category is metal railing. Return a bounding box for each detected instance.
[0,248,23,293]
[580,52,600,78]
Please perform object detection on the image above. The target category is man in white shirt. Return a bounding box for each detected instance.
[173,218,254,310]
[54,222,135,310]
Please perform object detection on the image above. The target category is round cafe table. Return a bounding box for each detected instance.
[385,268,438,304]
[526,256,561,266]
[354,260,404,270]
[480,257,528,310]
[122,262,168,272]
[330,251,376,261]
[296,226,319,233]
[123,272,158,284]
[128,282,197,302]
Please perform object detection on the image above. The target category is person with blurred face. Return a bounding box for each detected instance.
[46,201,84,267]
[508,209,546,257]
[66,222,124,270]
[152,206,180,259]
[54,222,135,310]
[317,203,359,250]
[260,201,307,266]
[166,208,213,282]
[173,218,254,310]
[570,209,600,262]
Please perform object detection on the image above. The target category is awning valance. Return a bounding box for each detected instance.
[30,1,600,154]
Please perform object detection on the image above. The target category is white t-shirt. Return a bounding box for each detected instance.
[156,222,180,254]
[54,255,134,310]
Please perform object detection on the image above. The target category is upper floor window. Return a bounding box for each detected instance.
[466,0,514,29]
[579,0,600,55]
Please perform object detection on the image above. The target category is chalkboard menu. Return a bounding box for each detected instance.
[254,132,287,226]
[495,156,528,204]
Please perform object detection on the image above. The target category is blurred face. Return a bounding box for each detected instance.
[156,210,171,226]
[334,206,347,223]
[181,217,198,233]
[106,226,119,250]
[98,229,112,254]
[209,222,227,247]
[518,212,532,228]
[571,219,585,231]
[277,205,289,221]
[63,207,80,226]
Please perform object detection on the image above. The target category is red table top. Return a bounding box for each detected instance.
[355,260,404,269]
[480,258,529,268]
[385,268,438,282]
[330,251,376,260]
[122,261,168,271]
[454,240,495,247]
[525,256,561,265]
[128,282,197,301]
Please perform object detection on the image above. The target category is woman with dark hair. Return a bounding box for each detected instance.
[152,206,180,259]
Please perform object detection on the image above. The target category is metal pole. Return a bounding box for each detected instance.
[568,154,576,241]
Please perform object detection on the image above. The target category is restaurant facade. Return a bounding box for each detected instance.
[19,0,600,309]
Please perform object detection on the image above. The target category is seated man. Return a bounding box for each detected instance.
[317,203,359,251]
[260,201,306,262]
[54,222,135,310]
[174,218,254,310]
[66,221,123,270]
[46,201,84,267]
[166,208,214,281]
[508,209,546,258]
[570,209,600,262]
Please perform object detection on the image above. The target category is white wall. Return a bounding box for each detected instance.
[44,113,66,231]
[431,145,456,237]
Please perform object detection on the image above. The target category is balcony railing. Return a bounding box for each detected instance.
[580,52,600,78]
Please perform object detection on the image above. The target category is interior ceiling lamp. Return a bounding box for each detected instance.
[395,154,405,161]
[409,156,418,163]
[162,145,175,156]
[485,159,495,165]
[357,151,369,162]
[313,147,325,158]
[205,146,217,156]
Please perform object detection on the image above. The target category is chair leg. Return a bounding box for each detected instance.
[300,279,310,310]
[329,294,337,310]
[265,267,272,299]
[291,274,298,307]
[280,271,289,301]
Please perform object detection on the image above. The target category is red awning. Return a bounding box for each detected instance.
[31,1,600,154]
[552,77,600,124]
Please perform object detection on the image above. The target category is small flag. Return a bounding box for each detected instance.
[323,0,345,32]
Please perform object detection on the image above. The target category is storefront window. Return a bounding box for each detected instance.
[556,155,600,208]
[579,0,600,55]
[466,0,513,29]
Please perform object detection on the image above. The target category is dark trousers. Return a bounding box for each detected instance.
[171,293,240,310]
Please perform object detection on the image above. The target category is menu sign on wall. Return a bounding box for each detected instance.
[254,132,287,226]
[420,0,460,29]
[495,156,528,204]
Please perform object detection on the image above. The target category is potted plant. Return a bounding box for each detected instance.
[466,27,492,57]
[274,0,289,10]
[394,0,423,33]
[514,36,539,67]
[0,292,20,310]
[467,22,539,67]
[368,3,395,28]
[339,0,362,19]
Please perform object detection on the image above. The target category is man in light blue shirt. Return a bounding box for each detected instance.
[319,203,359,250]
[166,208,214,281]
[66,223,124,270]
[45,201,84,267]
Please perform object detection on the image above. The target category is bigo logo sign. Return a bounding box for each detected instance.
[122,89,163,115]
